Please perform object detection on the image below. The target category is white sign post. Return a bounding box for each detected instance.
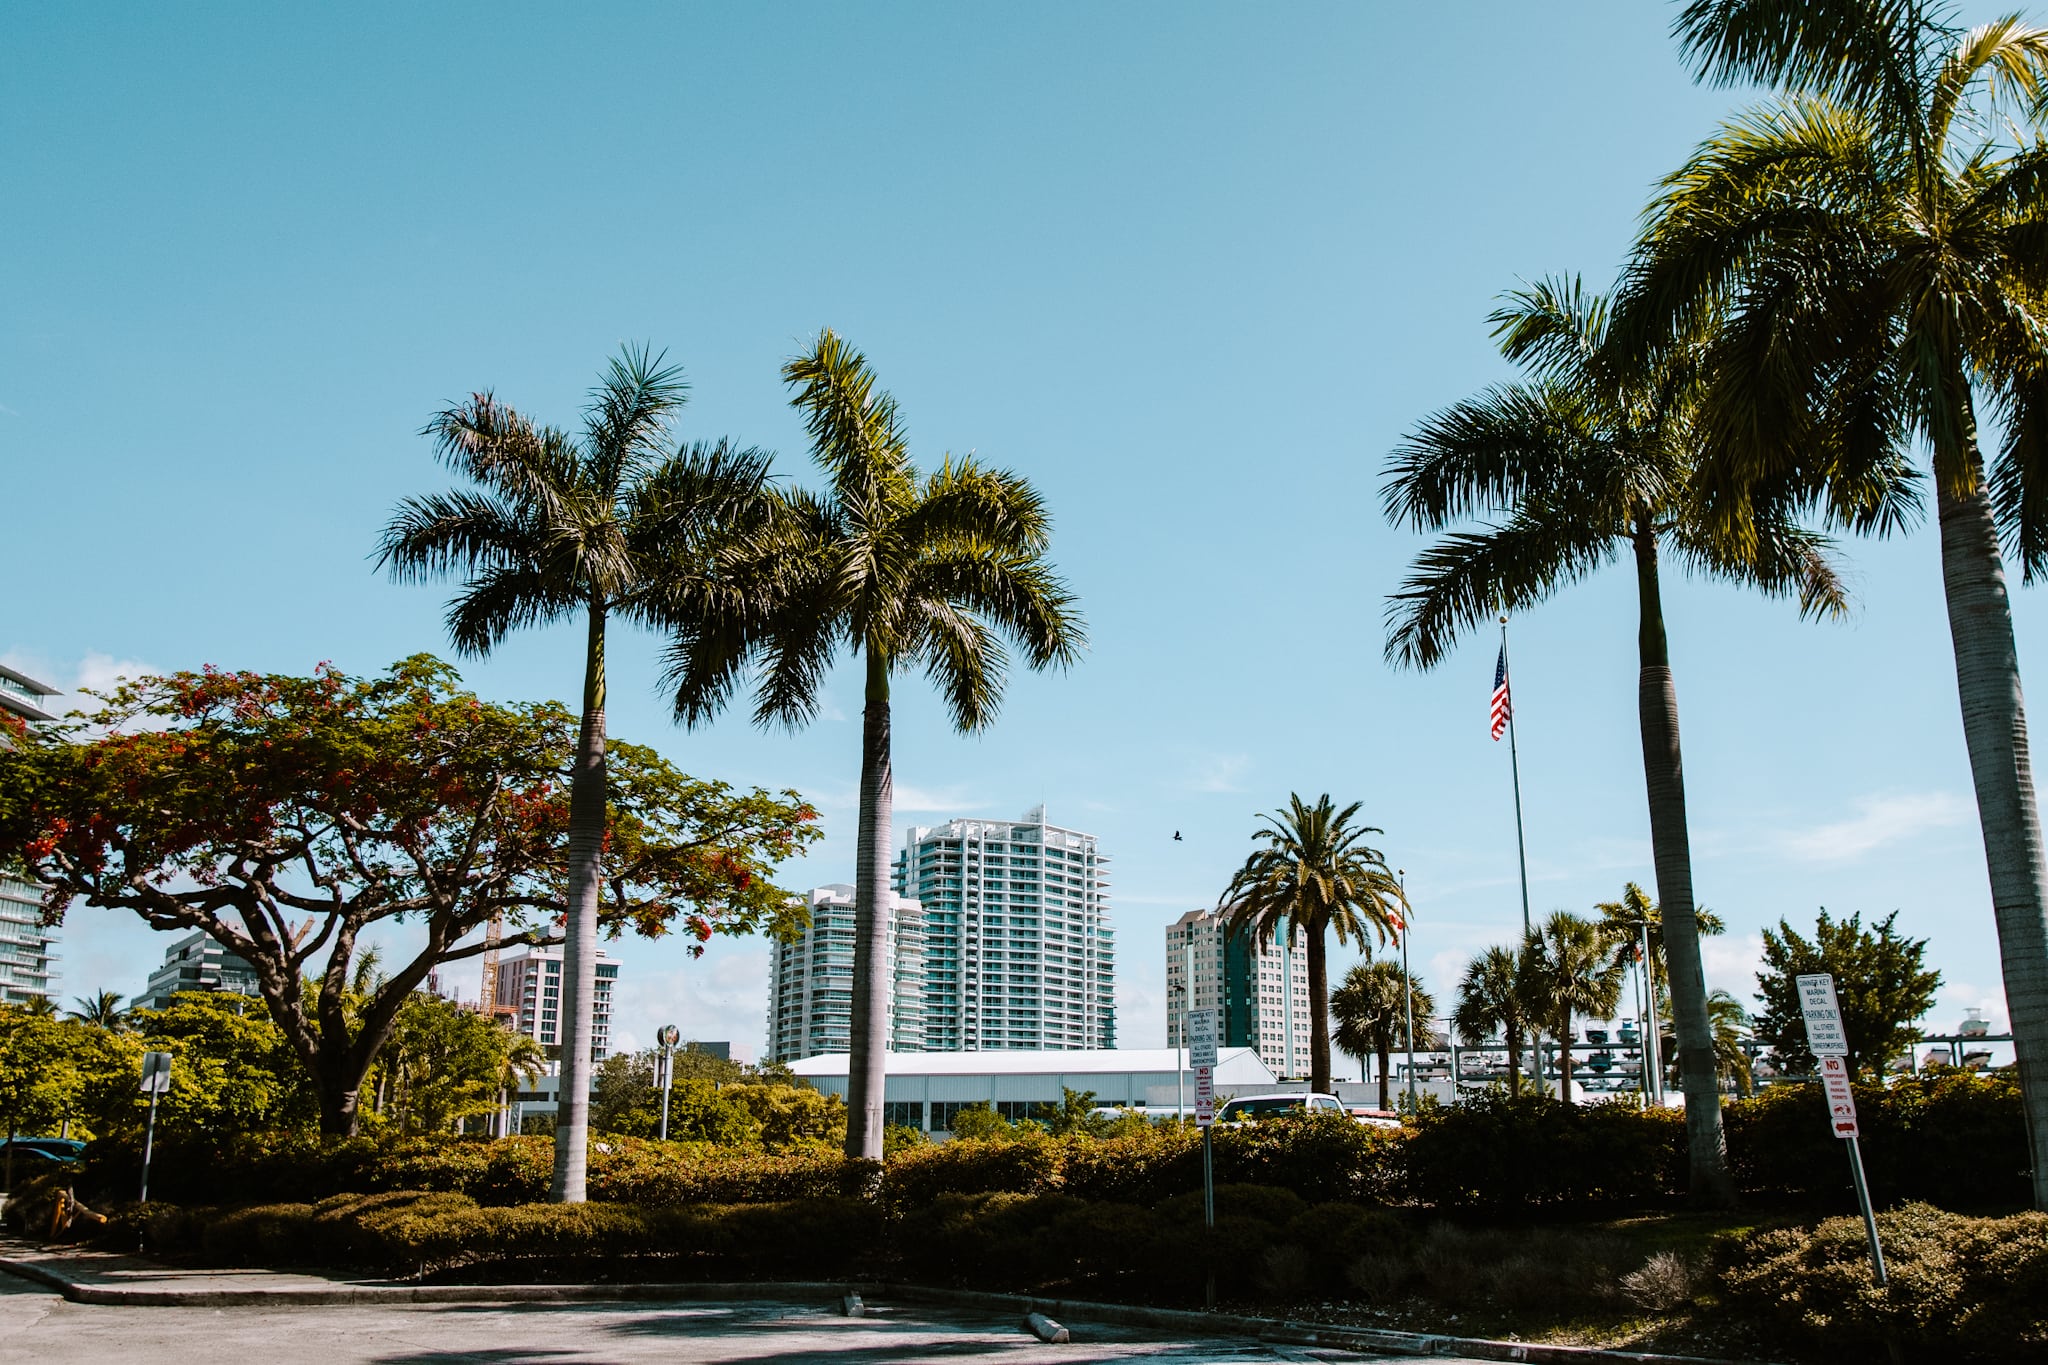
[138,1051,173,1205]
[1187,1007,1219,1309]
[1796,974,1886,1285]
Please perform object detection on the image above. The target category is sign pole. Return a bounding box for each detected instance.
[1189,1005,1219,1309]
[137,1051,173,1206]
[1846,1135,1887,1286]
[1798,974,1886,1284]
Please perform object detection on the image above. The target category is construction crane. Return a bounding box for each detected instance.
[478,910,508,1022]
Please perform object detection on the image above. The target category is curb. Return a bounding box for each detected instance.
[0,1255,1776,1365]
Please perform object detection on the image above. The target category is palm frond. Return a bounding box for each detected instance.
[444,562,582,658]
[1384,513,1621,670]
[1382,382,1616,531]
[375,490,535,583]
[1490,275,1608,384]
[584,343,689,497]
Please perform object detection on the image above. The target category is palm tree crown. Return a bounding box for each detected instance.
[68,989,127,1031]
[1218,794,1405,1094]
[1331,959,1436,1111]
[1522,910,1626,1107]
[1452,944,1532,1097]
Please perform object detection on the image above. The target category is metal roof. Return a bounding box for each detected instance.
[786,1047,1274,1080]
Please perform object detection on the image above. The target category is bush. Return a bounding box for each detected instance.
[1403,1093,1684,1209]
[1718,1203,2048,1360]
[878,1131,1064,1209]
[1724,1073,2030,1210]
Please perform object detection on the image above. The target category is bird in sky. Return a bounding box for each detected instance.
[1173,831,1182,842]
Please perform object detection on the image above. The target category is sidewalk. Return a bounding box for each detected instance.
[0,1238,1775,1365]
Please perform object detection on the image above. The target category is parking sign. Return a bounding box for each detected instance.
[1187,1008,1218,1069]
[1796,973,1850,1057]
[1819,1055,1859,1138]
[1193,1065,1215,1127]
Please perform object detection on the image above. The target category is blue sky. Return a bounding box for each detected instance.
[4,3,2028,1069]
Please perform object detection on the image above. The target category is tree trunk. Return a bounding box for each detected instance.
[1505,1023,1521,1098]
[844,646,893,1161]
[315,1067,363,1136]
[1377,1041,1392,1111]
[1631,523,1737,1206]
[1307,923,1331,1093]
[1936,453,2048,1211]
[551,601,608,1203]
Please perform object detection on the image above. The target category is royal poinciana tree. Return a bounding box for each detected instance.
[0,657,819,1136]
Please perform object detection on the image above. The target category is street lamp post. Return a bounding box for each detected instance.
[655,1024,680,1141]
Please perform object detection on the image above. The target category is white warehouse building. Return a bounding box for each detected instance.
[787,1046,1276,1133]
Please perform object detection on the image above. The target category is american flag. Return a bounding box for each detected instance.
[1490,644,1512,741]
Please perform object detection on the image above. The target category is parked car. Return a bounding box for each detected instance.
[1216,1093,1398,1129]
[0,1136,85,1176]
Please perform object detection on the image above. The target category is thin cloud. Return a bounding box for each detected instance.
[1186,754,1250,794]
[1780,792,1970,863]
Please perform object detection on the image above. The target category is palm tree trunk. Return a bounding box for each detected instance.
[1376,1040,1392,1110]
[1631,523,1736,1206]
[1307,926,1331,1093]
[844,645,893,1161]
[550,600,608,1203]
[1505,1023,1521,1098]
[1935,449,2048,1211]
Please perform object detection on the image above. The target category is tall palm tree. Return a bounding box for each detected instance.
[1616,0,2048,1211]
[1217,794,1405,1094]
[376,345,779,1201]
[1452,944,1532,1097]
[1332,959,1436,1110]
[1382,279,1852,1203]
[1522,911,1626,1107]
[67,989,127,1031]
[667,330,1084,1161]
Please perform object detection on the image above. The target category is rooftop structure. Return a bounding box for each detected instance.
[892,806,1114,1052]
[1165,907,1312,1078]
[134,930,262,1010]
[492,944,617,1062]
[766,884,926,1063]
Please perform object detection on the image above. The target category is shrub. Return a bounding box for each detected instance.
[1619,1250,1699,1312]
[878,1131,1063,1209]
[1403,1093,1684,1208]
[1717,1203,2048,1360]
[1724,1073,2029,1210]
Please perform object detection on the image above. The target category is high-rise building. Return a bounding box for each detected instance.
[766,883,926,1063]
[492,944,617,1061]
[0,665,61,1007]
[1165,908,1312,1079]
[893,806,1114,1052]
[134,930,263,1010]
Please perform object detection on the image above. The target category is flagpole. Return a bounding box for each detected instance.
[1501,616,1532,941]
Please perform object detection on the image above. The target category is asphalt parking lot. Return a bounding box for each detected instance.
[0,1274,1519,1365]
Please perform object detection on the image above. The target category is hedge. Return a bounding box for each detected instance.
[56,1073,2032,1219]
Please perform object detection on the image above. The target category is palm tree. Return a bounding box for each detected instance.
[667,330,1084,1161]
[67,989,127,1031]
[1332,959,1437,1110]
[495,1031,547,1138]
[376,345,779,1201]
[1217,794,1405,1094]
[1660,989,1755,1099]
[1381,279,1850,1203]
[1617,1,2048,1208]
[1452,944,1532,1097]
[1522,911,1626,1107]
